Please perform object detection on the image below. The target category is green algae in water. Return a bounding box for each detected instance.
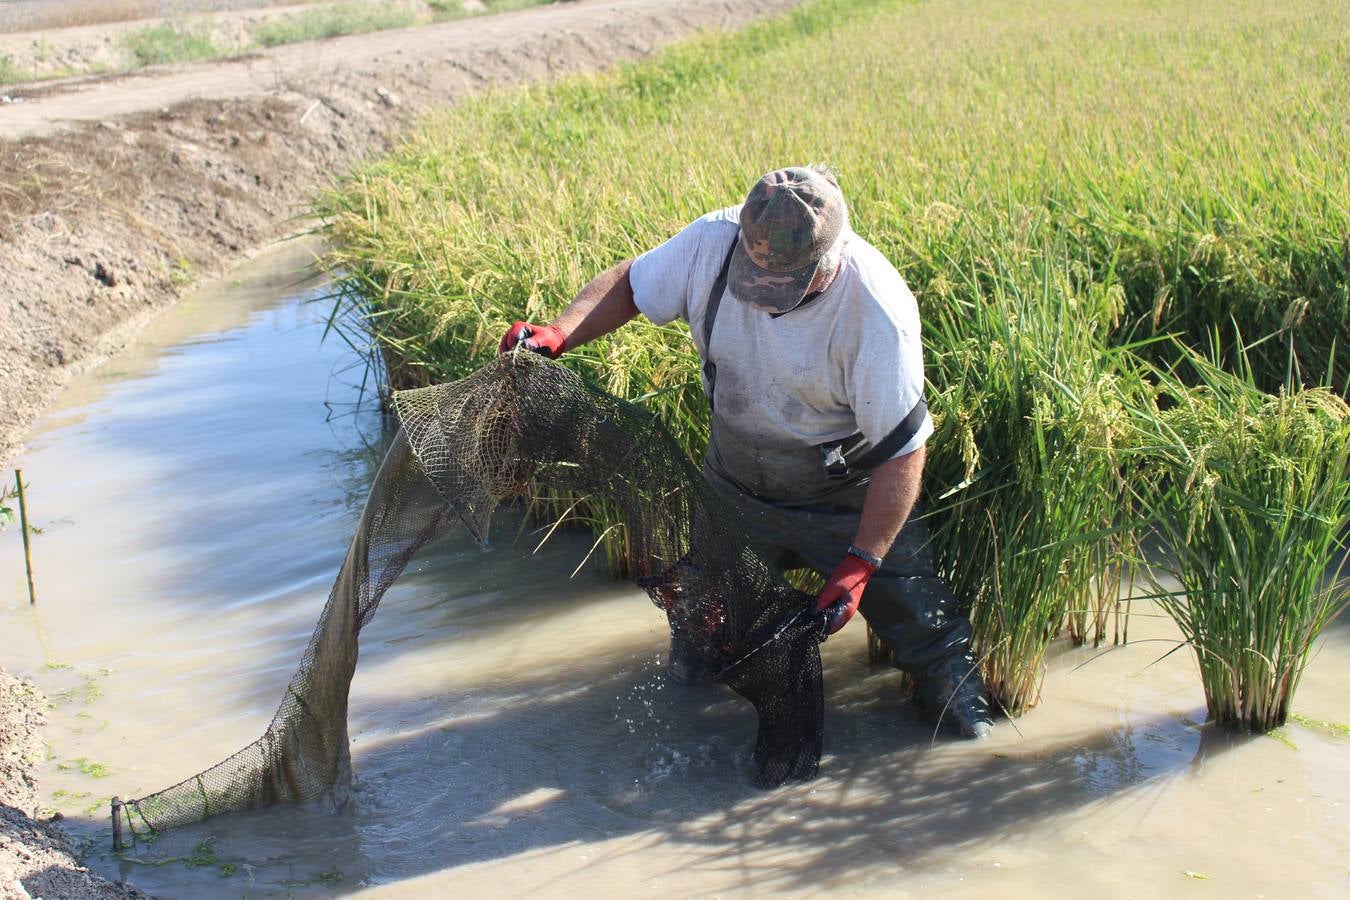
[57,757,112,778]
[1289,712,1350,737]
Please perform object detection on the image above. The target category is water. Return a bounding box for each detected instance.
[2,241,1348,898]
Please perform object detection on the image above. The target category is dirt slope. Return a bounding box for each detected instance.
[0,0,800,465]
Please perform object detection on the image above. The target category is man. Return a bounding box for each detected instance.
[499,165,992,738]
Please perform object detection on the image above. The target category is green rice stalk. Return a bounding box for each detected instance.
[1129,354,1350,730]
[316,0,1348,612]
[922,240,1139,712]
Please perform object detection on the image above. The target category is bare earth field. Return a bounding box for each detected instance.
[0,2,384,81]
[0,2,797,896]
[0,0,799,468]
[0,0,333,34]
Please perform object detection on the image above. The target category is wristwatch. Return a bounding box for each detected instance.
[846,544,884,569]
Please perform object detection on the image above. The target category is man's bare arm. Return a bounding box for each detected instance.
[549,258,639,348]
[852,446,926,560]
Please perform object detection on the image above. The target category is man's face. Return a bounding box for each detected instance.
[806,239,847,294]
[739,238,847,315]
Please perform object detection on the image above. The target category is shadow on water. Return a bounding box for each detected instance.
[95,635,1243,896]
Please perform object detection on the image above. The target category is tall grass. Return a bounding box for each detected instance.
[0,54,23,84]
[427,0,547,18]
[319,0,1350,722]
[250,2,417,48]
[120,21,223,67]
[250,1,553,48]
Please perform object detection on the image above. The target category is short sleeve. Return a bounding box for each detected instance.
[848,280,933,460]
[629,217,706,326]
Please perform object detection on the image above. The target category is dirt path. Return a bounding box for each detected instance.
[0,0,800,466]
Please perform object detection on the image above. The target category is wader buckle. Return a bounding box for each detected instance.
[820,440,856,480]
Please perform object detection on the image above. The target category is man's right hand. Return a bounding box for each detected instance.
[816,553,876,635]
[499,322,567,359]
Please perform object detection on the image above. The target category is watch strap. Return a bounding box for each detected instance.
[846,544,884,570]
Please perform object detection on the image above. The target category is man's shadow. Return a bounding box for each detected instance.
[112,629,1239,896]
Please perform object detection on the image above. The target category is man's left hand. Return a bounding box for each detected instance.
[816,554,877,634]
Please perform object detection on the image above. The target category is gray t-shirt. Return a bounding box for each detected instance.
[630,206,933,501]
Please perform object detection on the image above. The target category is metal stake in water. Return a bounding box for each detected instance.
[111,797,124,852]
[15,469,36,605]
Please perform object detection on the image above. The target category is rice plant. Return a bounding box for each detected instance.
[321,0,1349,400]
[317,0,1349,714]
[1128,356,1350,730]
[920,237,1138,711]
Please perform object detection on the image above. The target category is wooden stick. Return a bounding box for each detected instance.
[15,469,36,605]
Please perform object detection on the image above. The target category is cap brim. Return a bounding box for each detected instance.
[727,236,819,313]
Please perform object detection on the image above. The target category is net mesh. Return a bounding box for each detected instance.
[114,353,826,844]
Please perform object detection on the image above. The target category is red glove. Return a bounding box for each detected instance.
[499,321,567,359]
[816,553,877,635]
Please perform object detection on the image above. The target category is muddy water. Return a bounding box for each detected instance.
[2,241,1348,899]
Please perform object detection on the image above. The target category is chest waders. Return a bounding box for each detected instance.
[694,233,992,738]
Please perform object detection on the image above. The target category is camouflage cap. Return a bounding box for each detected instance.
[728,166,848,313]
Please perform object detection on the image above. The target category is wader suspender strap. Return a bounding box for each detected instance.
[819,397,929,480]
[840,397,929,471]
[701,230,738,413]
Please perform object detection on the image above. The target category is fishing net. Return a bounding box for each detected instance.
[112,352,827,847]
